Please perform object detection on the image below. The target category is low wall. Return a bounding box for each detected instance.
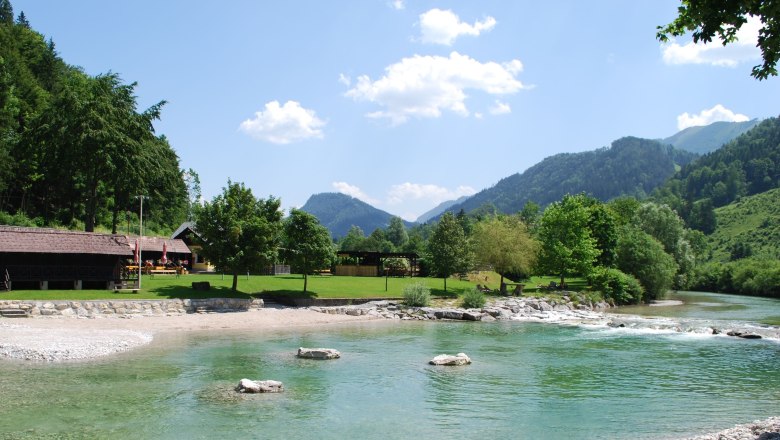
[0,298,264,318]
[258,294,398,307]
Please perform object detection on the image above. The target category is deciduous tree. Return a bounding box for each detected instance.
[195,181,282,291]
[282,209,334,293]
[471,215,538,286]
[428,212,471,292]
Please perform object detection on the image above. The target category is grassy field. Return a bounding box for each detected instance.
[0,272,590,301]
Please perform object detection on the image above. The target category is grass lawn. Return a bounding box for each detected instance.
[0,274,479,301]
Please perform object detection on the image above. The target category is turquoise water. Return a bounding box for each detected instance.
[0,292,778,439]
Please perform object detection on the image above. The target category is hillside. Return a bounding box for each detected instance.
[300,193,413,238]
[662,120,762,155]
[415,195,469,223]
[440,137,698,217]
[705,188,780,262]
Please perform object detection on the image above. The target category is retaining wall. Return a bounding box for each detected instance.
[0,298,264,318]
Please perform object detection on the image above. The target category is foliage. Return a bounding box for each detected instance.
[194,181,283,291]
[386,216,408,248]
[705,188,780,262]
[693,258,780,298]
[438,137,698,218]
[428,212,472,292]
[633,202,696,289]
[657,0,780,79]
[616,226,678,301]
[460,287,487,309]
[536,194,599,286]
[586,202,619,267]
[403,282,431,307]
[588,266,644,305]
[471,215,538,285]
[0,11,188,233]
[282,209,334,292]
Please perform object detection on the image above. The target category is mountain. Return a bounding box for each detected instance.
[662,119,762,155]
[438,137,698,218]
[706,188,780,262]
[415,196,469,223]
[300,193,413,238]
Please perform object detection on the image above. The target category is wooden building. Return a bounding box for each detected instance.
[171,222,214,272]
[335,251,419,277]
[0,226,133,290]
[128,236,191,266]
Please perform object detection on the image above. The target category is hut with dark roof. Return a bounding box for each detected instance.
[0,226,133,290]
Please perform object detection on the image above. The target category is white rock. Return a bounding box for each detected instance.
[297,347,341,360]
[235,378,284,393]
[429,353,472,366]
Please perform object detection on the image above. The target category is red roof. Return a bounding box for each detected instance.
[0,226,132,256]
[128,236,191,254]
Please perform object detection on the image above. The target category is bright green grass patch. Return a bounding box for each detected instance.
[0,274,477,301]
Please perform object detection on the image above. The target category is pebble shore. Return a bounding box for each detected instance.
[680,417,780,440]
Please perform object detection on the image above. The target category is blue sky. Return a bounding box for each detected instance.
[13,0,780,221]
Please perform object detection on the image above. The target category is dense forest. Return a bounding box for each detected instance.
[439,137,698,219]
[0,1,191,235]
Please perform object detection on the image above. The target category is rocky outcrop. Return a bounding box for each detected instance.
[429,353,471,366]
[297,347,341,360]
[235,379,284,393]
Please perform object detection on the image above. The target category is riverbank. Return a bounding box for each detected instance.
[681,417,779,440]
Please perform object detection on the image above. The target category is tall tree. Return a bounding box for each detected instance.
[282,209,334,293]
[428,212,471,292]
[536,194,599,287]
[471,215,538,286]
[386,216,408,249]
[616,226,678,301]
[195,181,282,291]
[657,0,780,79]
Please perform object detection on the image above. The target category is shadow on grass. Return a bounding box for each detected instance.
[148,284,254,300]
[429,288,460,299]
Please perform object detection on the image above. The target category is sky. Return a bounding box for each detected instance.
[12,0,780,221]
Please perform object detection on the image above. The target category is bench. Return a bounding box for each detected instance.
[149,269,178,278]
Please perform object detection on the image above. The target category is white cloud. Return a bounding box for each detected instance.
[345,51,526,124]
[661,15,761,68]
[239,100,325,144]
[390,0,405,10]
[386,182,476,206]
[677,104,749,130]
[489,100,511,115]
[332,181,380,205]
[419,8,496,45]
[338,73,351,87]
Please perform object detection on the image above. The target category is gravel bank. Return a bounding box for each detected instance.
[680,417,780,440]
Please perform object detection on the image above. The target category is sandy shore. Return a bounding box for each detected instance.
[0,308,375,362]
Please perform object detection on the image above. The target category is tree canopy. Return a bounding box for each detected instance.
[428,212,471,292]
[657,0,780,79]
[471,215,538,286]
[282,209,334,292]
[195,181,282,291]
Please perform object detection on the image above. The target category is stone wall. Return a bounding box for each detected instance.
[0,298,264,318]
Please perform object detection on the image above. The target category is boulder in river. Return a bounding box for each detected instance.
[235,379,284,393]
[429,353,472,366]
[297,347,341,359]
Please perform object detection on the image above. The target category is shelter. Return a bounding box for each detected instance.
[0,225,132,290]
[128,236,191,266]
[335,251,419,277]
[171,222,213,272]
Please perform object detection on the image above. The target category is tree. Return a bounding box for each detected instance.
[519,201,541,230]
[657,0,780,79]
[471,215,538,286]
[386,216,408,249]
[587,202,619,267]
[536,194,599,287]
[428,212,471,292]
[282,209,334,293]
[616,226,678,301]
[195,181,282,291]
[338,225,365,251]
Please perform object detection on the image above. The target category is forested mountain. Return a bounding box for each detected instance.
[439,137,698,218]
[415,195,469,223]
[300,193,413,238]
[662,119,761,155]
[654,117,780,231]
[0,1,189,234]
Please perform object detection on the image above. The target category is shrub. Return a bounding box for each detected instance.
[460,287,487,309]
[588,266,644,305]
[403,282,431,307]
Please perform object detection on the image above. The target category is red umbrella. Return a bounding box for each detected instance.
[134,239,139,264]
[161,242,168,265]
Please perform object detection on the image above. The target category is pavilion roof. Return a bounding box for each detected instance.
[0,226,132,256]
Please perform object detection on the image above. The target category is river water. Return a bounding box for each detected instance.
[0,291,778,439]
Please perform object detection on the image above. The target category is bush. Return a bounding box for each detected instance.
[403,282,431,307]
[588,266,644,305]
[460,287,487,309]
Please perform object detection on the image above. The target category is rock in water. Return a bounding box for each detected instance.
[235,379,284,393]
[297,347,341,360]
[429,353,472,366]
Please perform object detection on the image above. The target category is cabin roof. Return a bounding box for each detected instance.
[0,226,133,256]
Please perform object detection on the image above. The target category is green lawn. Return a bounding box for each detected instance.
[0,274,478,301]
